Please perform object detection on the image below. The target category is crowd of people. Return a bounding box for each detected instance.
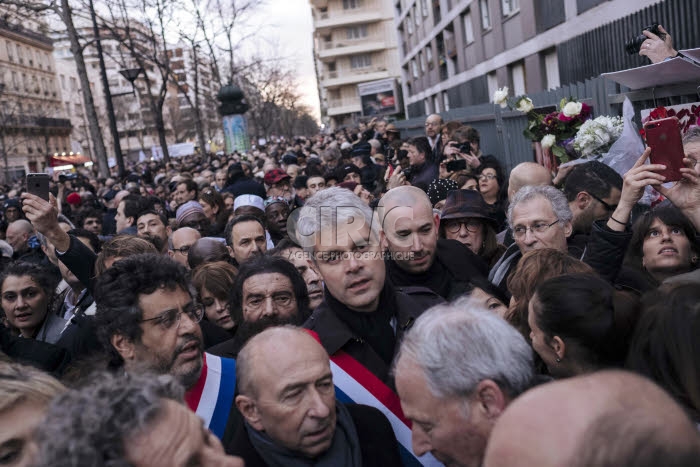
[1,113,699,467]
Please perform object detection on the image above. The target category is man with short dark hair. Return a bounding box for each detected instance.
[137,210,171,253]
[78,208,104,236]
[270,239,324,310]
[225,215,267,266]
[307,175,326,197]
[264,198,290,246]
[174,179,198,207]
[115,195,141,235]
[563,161,622,235]
[231,327,403,467]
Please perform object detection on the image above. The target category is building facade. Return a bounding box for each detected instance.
[311,0,402,129]
[396,0,666,118]
[0,16,71,181]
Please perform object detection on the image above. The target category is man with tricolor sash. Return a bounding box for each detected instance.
[93,253,237,439]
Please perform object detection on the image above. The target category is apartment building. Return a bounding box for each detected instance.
[396,0,665,118]
[310,0,402,129]
[0,15,71,180]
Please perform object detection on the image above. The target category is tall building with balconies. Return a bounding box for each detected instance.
[0,14,71,180]
[311,0,402,129]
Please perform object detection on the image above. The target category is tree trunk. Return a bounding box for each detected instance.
[192,47,207,156]
[0,131,9,184]
[154,104,170,162]
[60,0,110,177]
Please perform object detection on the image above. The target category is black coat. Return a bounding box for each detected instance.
[304,288,441,386]
[0,326,71,377]
[225,403,403,467]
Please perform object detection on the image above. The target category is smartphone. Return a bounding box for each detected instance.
[26,173,50,201]
[644,117,685,182]
[446,159,468,172]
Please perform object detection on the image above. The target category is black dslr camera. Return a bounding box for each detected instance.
[625,23,666,55]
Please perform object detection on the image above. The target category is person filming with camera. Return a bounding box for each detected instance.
[631,23,680,63]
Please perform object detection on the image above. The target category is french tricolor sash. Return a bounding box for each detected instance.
[306,331,442,467]
[185,352,237,439]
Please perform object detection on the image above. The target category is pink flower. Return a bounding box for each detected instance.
[558,113,573,123]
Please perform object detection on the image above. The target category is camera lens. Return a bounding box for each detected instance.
[625,34,647,55]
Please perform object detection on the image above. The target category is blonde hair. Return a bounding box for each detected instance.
[0,362,66,412]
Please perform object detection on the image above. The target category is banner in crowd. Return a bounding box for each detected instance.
[223,114,251,154]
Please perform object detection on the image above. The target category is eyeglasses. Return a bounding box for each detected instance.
[588,192,617,212]
[170,245,192,255]
[141,303,204,330]
[512,220,560,239]
[444,219,482,233]
[478,174,497,181]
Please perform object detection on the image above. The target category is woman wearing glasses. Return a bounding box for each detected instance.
[475,156,509,231]
[439,190,505,268]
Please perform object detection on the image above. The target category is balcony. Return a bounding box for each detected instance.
[321,66,391,88]
[314,6,383,30]
[317,37,387,60]
[326,97,361,117]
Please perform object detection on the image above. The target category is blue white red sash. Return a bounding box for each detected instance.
[307,331,442,467]
[185,352,237,439]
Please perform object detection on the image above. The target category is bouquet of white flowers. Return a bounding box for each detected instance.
[573,116,624,159]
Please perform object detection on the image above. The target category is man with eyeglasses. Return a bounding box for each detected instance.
[167,227,201,269]
[424,113,443,160]
[562,161,622,236]
[489,185,577,297]
[93,253,238,439]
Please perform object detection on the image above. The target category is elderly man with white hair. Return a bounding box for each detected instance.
[393,298,535,467]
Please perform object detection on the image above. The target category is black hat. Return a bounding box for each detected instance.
[335,164,362,181]
[281,153,298,166]
[102,189,118,202]
[440,190,496,226]
[351,142,372,158]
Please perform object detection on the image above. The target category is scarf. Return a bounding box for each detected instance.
[246,402,362,467]
[326,280,397,365]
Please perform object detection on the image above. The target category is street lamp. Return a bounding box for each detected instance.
[113,68,143,97]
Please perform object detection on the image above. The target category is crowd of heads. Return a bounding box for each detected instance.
[0,119,699,466]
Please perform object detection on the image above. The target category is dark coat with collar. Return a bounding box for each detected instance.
[225,403,403,467]
[303,287,442,386]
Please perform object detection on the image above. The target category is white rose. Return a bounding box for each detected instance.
[493,87,509,108]
[562,101,583,117]
[516,97,534,113]
[541,134,556,149]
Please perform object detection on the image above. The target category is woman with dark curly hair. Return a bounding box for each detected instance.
[475,156,509,231]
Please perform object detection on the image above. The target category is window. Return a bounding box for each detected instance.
[6,41,13,62]
[350,54,371,69]
[346,25,368,39]
[433,95,440,113]
[487,71,498,99]
[343,0,360,9]
[17,44,23,64]
[60,74,66,90]
[420,0,429,17]
[544,50,560,90]
[502,0,519,16]
[479,0,491,30]
[442,92,450,111]
[407,14,413,34]
[414,5,420,25]
[411,59,419,78]
[426,45,433,66]
[510,62,525,95]
[70,77,77,91]
[419,51,425,72]
[423,98,430,115]
[462,10,475,44]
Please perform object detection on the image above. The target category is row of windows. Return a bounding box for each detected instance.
[403,0,518,38]
[5,70,57,97]
[4,40,52,71]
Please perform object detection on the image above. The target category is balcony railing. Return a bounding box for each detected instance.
[319,36,383,51]
[0,18,53,47]
[1,115,72,130]
[324,66,388,80]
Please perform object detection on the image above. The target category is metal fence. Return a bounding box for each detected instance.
[393,76,700,172]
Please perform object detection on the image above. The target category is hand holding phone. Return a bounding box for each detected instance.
[644,117,685,182]
[446,159,468,172]
[26,173,50,201]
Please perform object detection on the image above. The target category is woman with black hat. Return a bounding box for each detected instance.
[439,189,505,268]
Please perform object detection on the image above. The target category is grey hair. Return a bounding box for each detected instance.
[395,298,534,399]
[34,371,184,467]
[293,186,378,255]
[682,125,700,146]
[507,185,573,229]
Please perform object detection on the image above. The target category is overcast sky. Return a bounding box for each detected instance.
[249,0,320,120]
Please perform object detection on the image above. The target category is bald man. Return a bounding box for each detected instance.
[231,326,403,466]
[425,114,443,159]
[378,186,488,300]
[167,227,201,269]
[507,162,553,201]
[6,219,46,263]
[483,371,700,467]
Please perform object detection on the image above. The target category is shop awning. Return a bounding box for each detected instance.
[50,154,91,167]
